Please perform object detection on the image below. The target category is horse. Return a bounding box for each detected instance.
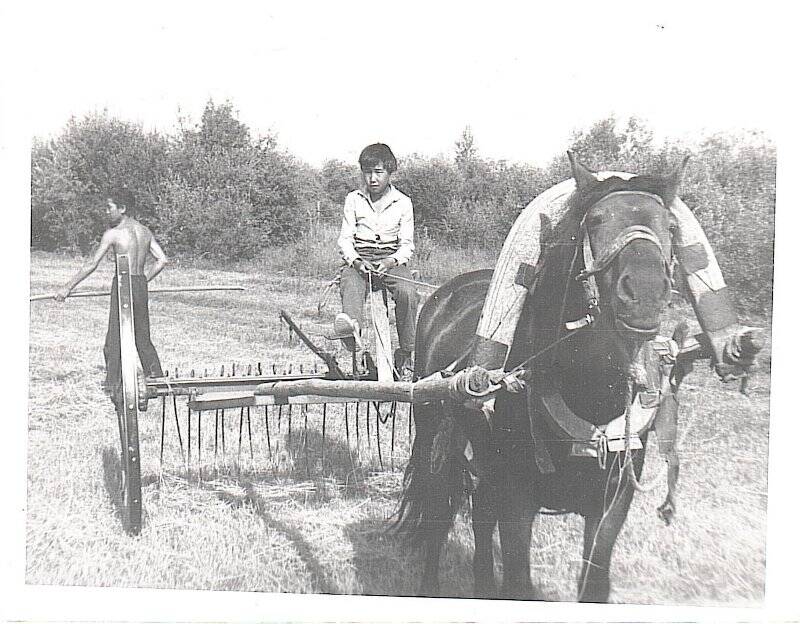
[396,153,686,602]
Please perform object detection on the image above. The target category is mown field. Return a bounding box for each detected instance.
[27,250,771,605]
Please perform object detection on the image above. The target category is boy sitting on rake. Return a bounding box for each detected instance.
[55,189,168,402]
[335,143,418,379]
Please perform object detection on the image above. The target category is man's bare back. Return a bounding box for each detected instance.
[55,197,168,300]
[108,218,159,275]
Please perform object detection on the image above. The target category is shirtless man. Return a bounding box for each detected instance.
[56,189,168,398]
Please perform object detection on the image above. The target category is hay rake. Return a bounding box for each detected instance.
[108,255,450,535]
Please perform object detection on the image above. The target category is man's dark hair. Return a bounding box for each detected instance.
[359,143,397,173]
[108,188,136,214]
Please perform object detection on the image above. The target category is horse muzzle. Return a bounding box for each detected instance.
[614,317,661,340]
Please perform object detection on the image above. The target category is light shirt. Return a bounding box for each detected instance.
[337,185,415,265]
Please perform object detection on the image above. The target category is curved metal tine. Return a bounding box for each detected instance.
[159,396,166,481]
[237,406,244,475]
[214,409,219,475]
[303,405,310,480]
[355,402,361,458]
[375,402,384,470]
[246,406,254,467]
[344,402,350,450]
[288,404,294,460]
[197,409,202,482]
[186,404,192,478]
[276,405,282,455]
[265,406,272,460]
[391,404,396,471]
[172,393,185,469]
[366,401,372,448]
[221,409,226,469]
[321,403,327,470]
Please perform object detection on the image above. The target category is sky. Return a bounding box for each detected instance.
[5,1,786,166]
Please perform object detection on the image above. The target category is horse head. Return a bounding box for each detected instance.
[567,152,688,351]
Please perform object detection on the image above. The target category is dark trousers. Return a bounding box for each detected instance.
[104,276,164,392]
[340,263,418,352]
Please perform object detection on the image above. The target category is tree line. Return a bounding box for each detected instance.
[30,101,775,316]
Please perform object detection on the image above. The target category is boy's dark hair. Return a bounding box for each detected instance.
[359,143,397,173]
[108,188,136,214]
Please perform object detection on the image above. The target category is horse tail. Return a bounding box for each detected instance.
[393,400,471,546]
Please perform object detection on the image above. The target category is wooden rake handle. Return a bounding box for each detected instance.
[30,285,245,302]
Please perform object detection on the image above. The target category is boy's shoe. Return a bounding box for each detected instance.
[334,313,363,352]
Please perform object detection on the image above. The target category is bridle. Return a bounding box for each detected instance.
[565,191,673,331]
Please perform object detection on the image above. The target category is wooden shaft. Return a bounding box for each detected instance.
[254,369,494,404]
[30,285,245,302]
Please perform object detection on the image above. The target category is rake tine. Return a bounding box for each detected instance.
[197,410,202,481]
[238,406,244,471]
[303,405,310,480]
[214,409,219,472]
[246,406,254,465]
[277,405,283,455]
[172,394,185,468]
[265,406,272,458]
[391,406,396,471]
[366,401,372,448]
[321,403,327,469]
[160,396,166,472]
[344,402,350,449]
[355,402,361,454]
[375,403,384,470]
[288,405,293,457]
[221,409,226,461]
[187,405,192,476]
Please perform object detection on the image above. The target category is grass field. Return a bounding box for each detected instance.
[27,249,771,606]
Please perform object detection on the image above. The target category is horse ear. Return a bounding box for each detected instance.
[668,155,690,190]
[567,150,597,191]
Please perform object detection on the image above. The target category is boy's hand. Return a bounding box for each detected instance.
[374,258,398,275]
[352,259,373,274]
[54,287,70,302]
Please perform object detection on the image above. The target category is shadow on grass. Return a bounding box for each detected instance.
[211,480,340,595]
[101,446,160,534]
[101,447,123,525]
[156,402,413,499]
[342,516,425,597]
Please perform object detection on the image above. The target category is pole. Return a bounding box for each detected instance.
[30,285,245,302]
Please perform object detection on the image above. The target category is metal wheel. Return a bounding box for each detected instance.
[115,255,144,535]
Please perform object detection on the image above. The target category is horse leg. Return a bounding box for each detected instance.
[498,480,536,599]
[471,478,498,598]
[577,463,636,603]
[419,528,446,597]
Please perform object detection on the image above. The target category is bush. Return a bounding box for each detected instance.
[30,110,775,318]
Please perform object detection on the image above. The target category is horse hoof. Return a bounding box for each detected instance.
[657,500,675,525]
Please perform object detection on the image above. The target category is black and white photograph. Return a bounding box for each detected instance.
[3,2,796,622]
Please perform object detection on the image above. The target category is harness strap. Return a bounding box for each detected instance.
[653,377,681,525]
[579,225,669,280]
[539,391,600,442]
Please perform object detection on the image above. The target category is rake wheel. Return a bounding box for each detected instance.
[115,255,143,535]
